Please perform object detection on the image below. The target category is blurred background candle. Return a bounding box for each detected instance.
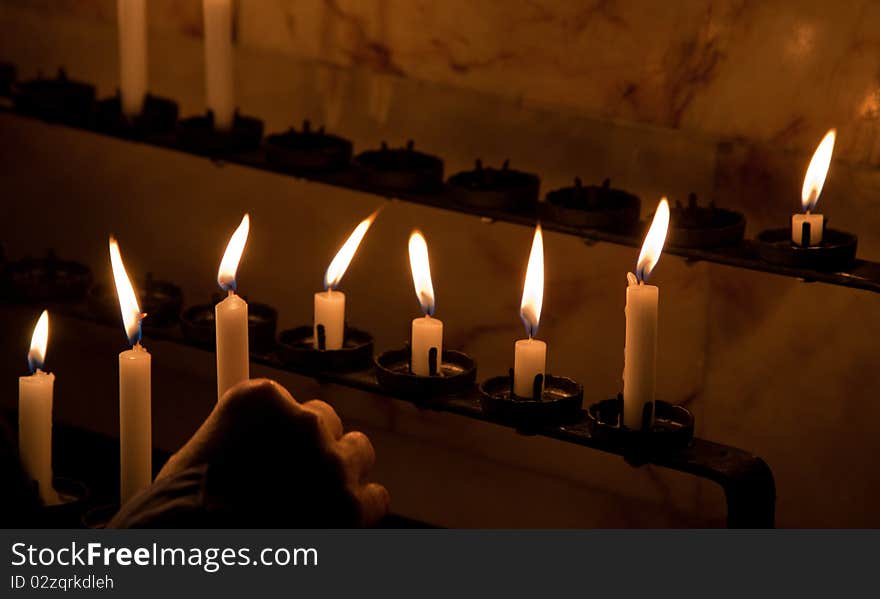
[513,225,546,398]
[792,129,835,247]
[117,0,147,116]
[622,199,669,429]
[216,214,250,400]
[314,209,379,350]
[202,0,234,130]
[408,231,442,375]
[110,237,152,504]
[18,309,58,505]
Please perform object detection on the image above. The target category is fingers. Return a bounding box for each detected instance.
[301,399,343,440]
[356,483,390,527]
[338,431,376,482]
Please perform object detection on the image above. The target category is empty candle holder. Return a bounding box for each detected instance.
[374,345,476,402]
[664,193,746,249]
[8,250,93,303]
[755,226,857,271]
[354,141,444,193]
[12,68,95,127]
[540,177,641,231]
[586,395,694,450]
[41,476,91,528]
[88,273,183,329]
[177,110,264,156]
[0,62,15,96]
[448,159,540,214]
[265,120,353,172]
[277,325,374,373]
[180,297,277,354]
[478,371,582,430]
[94,92,179,138]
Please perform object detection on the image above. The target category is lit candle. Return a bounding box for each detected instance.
[117,0,147,116]
[408,231,442,376]
[18,310,59,505]
[202,0,235,130]
[216,214,250,400]
[314,210,379,351]
[513,225,546,398]
[792,129,836,247]
[109,237,152,504]
[622,198,670,429]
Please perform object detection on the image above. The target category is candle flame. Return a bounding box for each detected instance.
[520,224,544,338]
[27,310,49,373]
[636,198,670,283]
[217,214,250,291]
[324,210,379,290]
[408,230,435,315]
[801,128,836,213]
[109,237,143,346]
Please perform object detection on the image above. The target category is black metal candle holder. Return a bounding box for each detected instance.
[755,227,858,271]
[177,110,264,156]
[180,298,278,353]
[94,92,179,138]
[0,62,15,97]
[354,141,444,193]
[540,177,641,231]
[665,193,746,249]
[7,250,93,303]
[11,69,95,127]
[448,159,540,213]
[277,325,374,373]
[265,120,353,172]
[87,274,183,329]
[374,345,477,402]
[479,371,583,430]
[41,476,91,528]
[586,395,694,451]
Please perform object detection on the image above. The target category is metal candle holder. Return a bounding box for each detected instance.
[8,250,93,303]
[756,226,858,271]
[586,395,694,451]
[177,110,264,156]
[180,298,278,354]
[665,193,746,249]
[40,477,91,528]
[448,159,540,213]
[11,69,95,127]
[94,92,179,138]
[479,370,583,430]
[354,141,444,193]
[375,345,477,402]
[277,325,374,373]
[265,120,353,172]
[87,274,183,329]
[541,177,641,232]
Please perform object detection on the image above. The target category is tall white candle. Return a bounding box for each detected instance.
[408,231,443,375]
[315,209,380,350]
[216,214,250,400]
[117,0,147,116]
[18,310,58,505]
[110,237,152,503]
[513,225,547,398]
[622,199,669,429]
[792,129,835,247]
[202,0,235,130]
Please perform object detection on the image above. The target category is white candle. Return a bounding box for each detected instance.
[792,129,835,247]
[117,0,147,116]
[216,214,250,400]
[513,225,546,398]
[315,209,380,350]
[408,230,443,375]
[202,0,235,130]
[110,237,152,503]
[622,199,669,429]
[18,310,58,505]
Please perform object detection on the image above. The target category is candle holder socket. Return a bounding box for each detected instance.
[265,120,353,172]
[540,178,641,232]
[177,110,264,156]
[586,395,694,451]
[12,69,95,127]
[664,193,746,249]
[180,298,278,354]
[448,159,540,214]
[94,92,179,138]
[478,371,583,430]
[354,141,444,193]
[755,227,857,271]
[88,274,183,329]
[8,250,93,303]
[41,476,91,528]
[278,325,374,373]
[374,346,477,402]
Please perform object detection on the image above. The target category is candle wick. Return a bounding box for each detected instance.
[228,289,234,298]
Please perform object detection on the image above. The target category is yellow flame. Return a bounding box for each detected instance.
[217,214,250,291]
[801,128,836,212]
[636,198,670,282]
[324,210,379,289]
[408,230,435,315]
[109,237,143,345]
[520,225,544,337]
[27,310,49,371]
